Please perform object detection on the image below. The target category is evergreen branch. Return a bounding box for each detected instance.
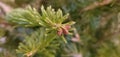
[5,5,75,44]
[5,6,42,27]
[16,28,59,57]
[5,5,71,28]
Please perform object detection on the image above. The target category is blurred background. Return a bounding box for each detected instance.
[0,0,120,57]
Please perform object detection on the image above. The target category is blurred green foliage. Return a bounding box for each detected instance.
[0,0,120,57]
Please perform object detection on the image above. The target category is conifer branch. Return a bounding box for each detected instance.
[16,28,58,57]
[5,5,75,57]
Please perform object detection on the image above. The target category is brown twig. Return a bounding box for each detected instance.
[81,0,113,12]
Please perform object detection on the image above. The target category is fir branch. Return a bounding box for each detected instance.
[16,28,58,57]
[5,6,41,27]
[5,5,75,44]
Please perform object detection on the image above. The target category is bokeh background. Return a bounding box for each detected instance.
[0,0,120,57]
